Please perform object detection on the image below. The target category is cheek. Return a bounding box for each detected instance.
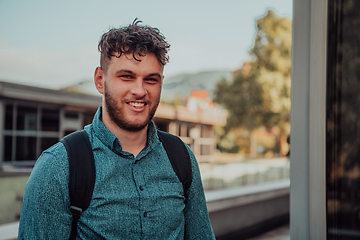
[150,85,162,96]
[109,84,127,97]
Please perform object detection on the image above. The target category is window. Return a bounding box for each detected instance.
[16,106,37,131]
[65,111,78,119]
[5,103,13,130]
[41,108,59,131]
[2,102,60,165]
[4,136,12,161]
[41,137,59,152]
[326,0,360,238]
[16,136,37,161]
[83,111,95,126]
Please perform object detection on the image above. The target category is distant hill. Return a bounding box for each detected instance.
[162,70,232,100]
[63,70,232,100]
[61,80,101,96]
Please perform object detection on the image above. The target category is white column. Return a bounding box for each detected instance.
[291,0,327,239]
[169,122,178,135]
[309,0,327,238]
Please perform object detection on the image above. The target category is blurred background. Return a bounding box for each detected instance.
[0,0,292,239]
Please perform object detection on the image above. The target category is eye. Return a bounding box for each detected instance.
[120,75,132,80]
[145,78,159,84]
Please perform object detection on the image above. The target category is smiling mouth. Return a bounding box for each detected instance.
[128,102,146,108]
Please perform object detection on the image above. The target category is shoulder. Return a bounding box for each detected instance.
[38,141,68,168]
[19,142,72,239]
[43,140,67,156]
[28,141,69,187]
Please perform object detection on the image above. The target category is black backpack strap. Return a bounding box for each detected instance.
[157,130,192,198]
[60,130,95,240]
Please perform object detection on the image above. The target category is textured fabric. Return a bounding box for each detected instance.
[18,107,215,240]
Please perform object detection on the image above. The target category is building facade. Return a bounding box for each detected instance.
[0,82,227,170]
[0,82,101,168]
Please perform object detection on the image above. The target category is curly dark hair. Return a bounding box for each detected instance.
[98,19,171,73]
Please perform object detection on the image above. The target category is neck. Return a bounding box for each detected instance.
[115,127,148,158]
[101,113,148,158]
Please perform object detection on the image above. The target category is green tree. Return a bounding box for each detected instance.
[214,9,291,155]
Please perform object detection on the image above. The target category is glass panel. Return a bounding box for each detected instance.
[16,105,37,131]
[326,0,360,238]
[15,136,37,161]
[4,136,12,161]
[64,129,76,137]
[41,137,58,152]
[83,111,96,126]
[41,108,59,131]
[5,104,13,130]
[65,111,78,119]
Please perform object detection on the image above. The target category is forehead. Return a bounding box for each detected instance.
[107,52,164,75]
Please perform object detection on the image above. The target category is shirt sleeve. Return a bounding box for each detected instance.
[18,143,72,240]
[183,145,216,240]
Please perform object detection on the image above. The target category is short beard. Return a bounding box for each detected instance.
[104,86,159,132]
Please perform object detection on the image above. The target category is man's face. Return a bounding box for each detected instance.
[95,53,163,132]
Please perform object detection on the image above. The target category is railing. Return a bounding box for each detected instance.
[0,157,290,239]
[206,180,290,238]
[200,157,290,191]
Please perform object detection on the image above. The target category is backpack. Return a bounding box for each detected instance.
[60,129,192,240]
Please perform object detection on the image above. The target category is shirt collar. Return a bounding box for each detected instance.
[91,106,160,157]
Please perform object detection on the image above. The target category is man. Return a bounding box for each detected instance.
[18,20,215,239]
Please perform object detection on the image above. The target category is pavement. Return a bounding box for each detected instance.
[0,221,18,240]
[248,224,290,240]
[0,221,290,240]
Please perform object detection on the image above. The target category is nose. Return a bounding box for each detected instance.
[130,78,147,97]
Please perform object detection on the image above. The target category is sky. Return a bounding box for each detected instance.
[0,0,292,89]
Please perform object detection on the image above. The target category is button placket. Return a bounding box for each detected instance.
[133,157,147,222]
[133,161,145,193]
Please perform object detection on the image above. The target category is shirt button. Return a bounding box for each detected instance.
[144,212,147,217]
[139,186,144,191]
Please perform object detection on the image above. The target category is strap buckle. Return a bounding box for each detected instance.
[70,205,83,220]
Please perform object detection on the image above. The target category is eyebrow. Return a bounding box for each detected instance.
[146,73,162,79]
[114,70,135,75]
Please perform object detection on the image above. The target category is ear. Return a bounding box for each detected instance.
[94,67,104,94]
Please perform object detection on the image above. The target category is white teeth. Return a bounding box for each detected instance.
[129,102,145,108]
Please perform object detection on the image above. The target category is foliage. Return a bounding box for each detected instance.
[214,9,292,154]
[214,126,240,153]
[251,9,291,128]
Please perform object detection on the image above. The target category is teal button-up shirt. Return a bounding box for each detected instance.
[19,107,215,239]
